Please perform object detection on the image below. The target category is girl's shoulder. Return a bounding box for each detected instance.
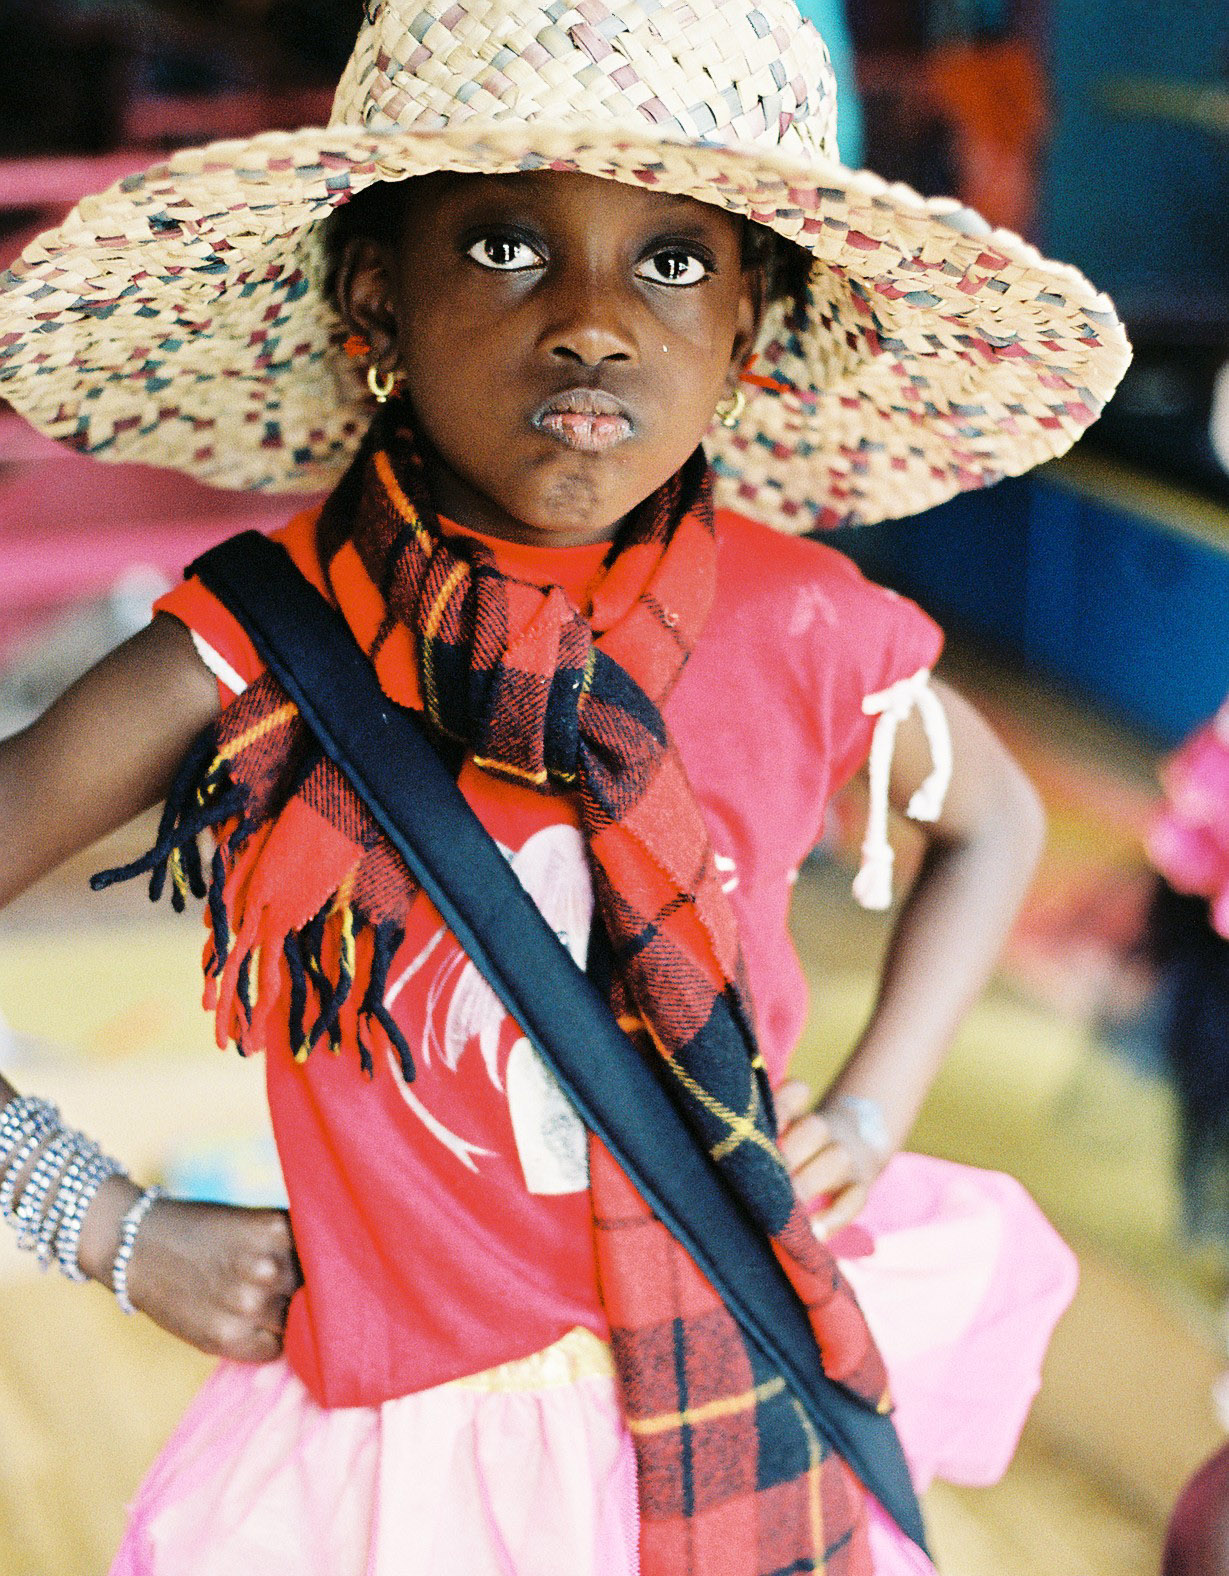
[155,507,325,697]
[710,508,944,694]
[713,505,864,578]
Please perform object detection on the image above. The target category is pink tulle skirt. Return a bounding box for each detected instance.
[111,1155,1077,1575]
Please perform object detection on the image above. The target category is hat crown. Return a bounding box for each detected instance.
[331,0,838,162]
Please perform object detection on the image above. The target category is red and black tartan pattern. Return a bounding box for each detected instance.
[100,405,888,1574]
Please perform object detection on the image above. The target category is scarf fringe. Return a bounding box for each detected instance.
[93,726,416,1082]
[90,728,241,911]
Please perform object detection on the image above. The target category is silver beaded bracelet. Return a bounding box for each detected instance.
[1,1097,146,1296]
[34,1136,101,1270]
[0,1102,61,1219]
[0,1095,57,1157]
[55,1150,124,1284]
[112,1185,164,1316]
[13,1129,76,1250]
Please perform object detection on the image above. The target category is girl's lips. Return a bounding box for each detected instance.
[532,389,634,454]
[537,411,633,453]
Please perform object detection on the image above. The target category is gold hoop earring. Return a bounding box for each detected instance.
[714,387,746,429]
[367,364,397,404]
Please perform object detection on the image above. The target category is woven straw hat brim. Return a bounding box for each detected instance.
[0,115,1130,530]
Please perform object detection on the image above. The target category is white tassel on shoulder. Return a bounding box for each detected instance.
[852,668,953,912]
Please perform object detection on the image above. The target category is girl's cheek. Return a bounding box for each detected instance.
[659,334,742,399]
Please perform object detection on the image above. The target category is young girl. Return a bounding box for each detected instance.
[0,0,1130,1571]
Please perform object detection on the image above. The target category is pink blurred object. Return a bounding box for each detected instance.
[0,439,302,660]
[1147,701,1229,939]
[0,151,149,213]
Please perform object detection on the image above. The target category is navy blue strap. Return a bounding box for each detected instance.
[188,530,926,1552]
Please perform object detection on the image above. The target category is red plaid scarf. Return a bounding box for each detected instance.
[106,406,889,1573]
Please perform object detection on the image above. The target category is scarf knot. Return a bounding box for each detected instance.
[428,560,599,793]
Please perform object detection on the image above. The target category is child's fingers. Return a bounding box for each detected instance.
[244,1209,302,1299]
[224,1265,293,1334]
[126,1199,300,1362]
[774,1078,814,1132]
[810,1180,870,1241]
[212,1314,286,1364]
[778,1107,833,1173]
[242,1327,285,1363]
[791,1138,857,1212]
[229,1210,300,1343]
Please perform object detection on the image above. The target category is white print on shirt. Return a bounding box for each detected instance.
[785,581,841,640]
[383,1052,497,1172]
[506,1037,591,1194]
[384,823,593,1194]
[713,852,739,893]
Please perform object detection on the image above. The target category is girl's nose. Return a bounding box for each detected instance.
[542,273,637,368]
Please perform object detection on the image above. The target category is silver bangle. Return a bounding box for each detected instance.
[0,1100,131,1283]
[821,1093,893,1166]
[55,1151,124,1284]
[0,1106,61,1219]
[0,1095,57,1156]
[112,1185,164,1316]
[34,1136,101,1270]
[13,1130,76,1249]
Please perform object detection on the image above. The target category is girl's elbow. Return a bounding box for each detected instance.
[1018,771,1047,861]
[938,752,1046,876]
[992,759,1047,875]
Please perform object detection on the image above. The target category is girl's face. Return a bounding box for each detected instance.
[337,170,761,547]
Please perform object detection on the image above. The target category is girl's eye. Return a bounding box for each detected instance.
[636,249,710,286]
[467,236,544,272]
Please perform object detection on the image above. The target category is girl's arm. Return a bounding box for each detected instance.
[0,616,300,1358]
[779,678,1046,1236]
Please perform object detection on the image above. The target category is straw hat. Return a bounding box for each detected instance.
[0,0,1130,531]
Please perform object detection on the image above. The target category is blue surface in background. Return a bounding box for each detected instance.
[1042,0,1229,324]
[832,473,1229,745]
[794,0,864,164]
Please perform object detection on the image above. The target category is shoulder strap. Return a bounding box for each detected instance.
[188,530,926,1552]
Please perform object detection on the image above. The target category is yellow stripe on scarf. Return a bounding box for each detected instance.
[419,561,468,732]
[374,449,433,552]
[215,702,299,764]
[627,1376,786,1436]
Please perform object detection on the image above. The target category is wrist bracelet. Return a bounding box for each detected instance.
[13,1130,76,1249]
[0,1104,60,1219]
[112,1185,164,1316]
[821,1093,892,1166]
[0,1098,131,1283]
[34,1136,101,1270]
[0,1095,57,1157]
[55,1151,124,1284]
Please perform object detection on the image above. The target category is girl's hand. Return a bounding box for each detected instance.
[80,1181,301,1362]
[776,1078,886,1240]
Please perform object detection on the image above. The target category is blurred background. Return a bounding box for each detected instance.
[0,1,1227,1571]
